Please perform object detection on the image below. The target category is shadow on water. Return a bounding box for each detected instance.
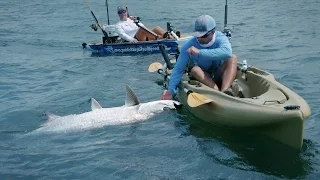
[175,107,316,179]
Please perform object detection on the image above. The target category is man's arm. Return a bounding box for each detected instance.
[167,41,192,96]
[199,32,232,61]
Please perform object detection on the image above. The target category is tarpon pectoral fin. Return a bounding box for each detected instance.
[125,85,140,107]
[45,112,61,122]
[91,98,102,110]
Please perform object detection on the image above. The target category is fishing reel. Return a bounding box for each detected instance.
[167,22,174,32]
[90,24,98,31]
[133,16,141,24]
[223,27,232,39]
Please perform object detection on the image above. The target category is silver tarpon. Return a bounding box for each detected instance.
[33,85,181,133]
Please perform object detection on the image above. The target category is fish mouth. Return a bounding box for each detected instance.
[173,101,182,109]
[162,101,182,111]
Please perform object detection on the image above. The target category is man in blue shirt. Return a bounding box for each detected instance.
[161,15,238,100]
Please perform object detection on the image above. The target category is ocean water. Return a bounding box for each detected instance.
[1,0,320,179]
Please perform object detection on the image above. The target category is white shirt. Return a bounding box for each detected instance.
[115,19,143,42]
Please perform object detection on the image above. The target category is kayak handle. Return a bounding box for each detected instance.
[263,100,283,105]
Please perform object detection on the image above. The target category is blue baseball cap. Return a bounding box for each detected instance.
[193,15,216,37]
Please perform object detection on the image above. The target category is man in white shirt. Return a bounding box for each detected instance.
[115,6,169,43]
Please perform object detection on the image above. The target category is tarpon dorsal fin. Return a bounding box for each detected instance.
[45,112,60,122]
[125,85,140,107]
[91,98,102,110]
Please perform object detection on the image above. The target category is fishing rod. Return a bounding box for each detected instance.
[223,0,232,39]
[105,0,110,25]
[125,0,130,17]
[224,0,228,29]
[84,0,109,37]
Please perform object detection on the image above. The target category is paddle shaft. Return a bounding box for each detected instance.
[159,44,174,69]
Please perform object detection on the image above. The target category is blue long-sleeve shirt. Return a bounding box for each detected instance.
[168,31,232,96]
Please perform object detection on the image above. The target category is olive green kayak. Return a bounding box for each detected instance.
[151,62,311,149]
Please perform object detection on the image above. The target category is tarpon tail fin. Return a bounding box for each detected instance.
[91,98,103,110]
[45,112,61,122]
[125,85,140,107]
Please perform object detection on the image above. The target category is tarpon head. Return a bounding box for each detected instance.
[123,85,181,115]
[138,100,181,115]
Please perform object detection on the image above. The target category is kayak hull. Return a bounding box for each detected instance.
[83,40,179,55]
[166,63,311,149]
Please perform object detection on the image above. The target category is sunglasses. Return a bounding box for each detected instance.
[200,29,215,38]
[118,10,127,14]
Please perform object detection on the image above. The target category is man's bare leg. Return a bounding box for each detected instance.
[143,26,166,40]
[220,54,238,92]
[149,26,176,40]
[135,28,148,41]
[136,26,172,41]
[190,66,219,90]
[152,26,166,36]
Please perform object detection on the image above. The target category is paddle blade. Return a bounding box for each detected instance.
[187,93,214,107]
[148,62,163,72]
